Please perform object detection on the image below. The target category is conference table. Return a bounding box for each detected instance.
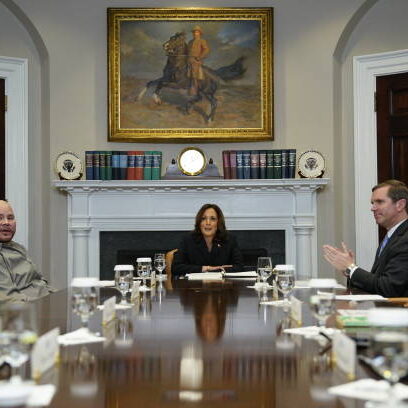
[29,278,398,408]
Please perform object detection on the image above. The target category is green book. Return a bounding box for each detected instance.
[266,150,274,179]
[143,151,153,180]
[273,150,282,179]
[151,151,162,180]
[105,151,112,180]
[99,151,107,180]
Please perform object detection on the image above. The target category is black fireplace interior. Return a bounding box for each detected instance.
[100,230,285,280]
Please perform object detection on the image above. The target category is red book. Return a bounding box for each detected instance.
[134,151,144,180]
[127,151,136,180]
[229,151,237,179]
[222,150,231,179]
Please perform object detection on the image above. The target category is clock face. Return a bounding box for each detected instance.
[177,148,206,176]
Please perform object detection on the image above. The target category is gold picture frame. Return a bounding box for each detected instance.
[108,7,273,142]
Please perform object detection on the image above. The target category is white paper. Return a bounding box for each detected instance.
[97,303,132,310]
[332,331,356,378]
[290,296,302,324]
[99,280,115,287]
[283,326,339,339]
[328,379,408,402]
[224,271,258,277]
[58,328,106,346]
[27,385,56,407]
[294,280,346,289]
[31,328,60,380]
[335,294,386,301]
[337,309,370,317]
[102,296,116,324]
[259,300,287,307]
[186,272,223,281]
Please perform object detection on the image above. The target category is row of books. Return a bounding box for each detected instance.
[222,150,296,179]
[85,151,162,180]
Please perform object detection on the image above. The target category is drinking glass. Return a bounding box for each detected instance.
[365,308,408,408]
[154,253,166,281]
[257,257,273,289]
[114,264,134,304]
[275,265,295,305]
[71,278,99,332]
[0,303,38,383]
[137,257,152,292]
[308,279,337,327]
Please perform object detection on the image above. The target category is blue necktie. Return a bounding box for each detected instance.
[378,235,389,256]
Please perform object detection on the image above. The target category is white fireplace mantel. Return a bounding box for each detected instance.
[54,178,329,285]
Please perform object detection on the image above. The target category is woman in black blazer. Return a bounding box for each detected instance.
[172,203,244,276]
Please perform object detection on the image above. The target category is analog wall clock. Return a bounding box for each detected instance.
[177,147,207,176]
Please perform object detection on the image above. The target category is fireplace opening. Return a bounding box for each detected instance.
[100,230,285,280]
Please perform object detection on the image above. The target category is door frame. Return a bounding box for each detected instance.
[353,49,408,269]
[0,56,28,246]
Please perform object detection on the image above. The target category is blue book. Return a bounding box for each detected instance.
[85,151,94,180]
[236,151,244,179]
[112,151,120,180]
[93,151,100,180]
[250,150,260,179]
[281,149,289,178]
[242,151,251,179]
[119,152,128,180]
[288,149,296,178]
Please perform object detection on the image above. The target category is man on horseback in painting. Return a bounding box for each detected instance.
[187,26,210,96]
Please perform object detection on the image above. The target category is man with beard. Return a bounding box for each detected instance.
[0,200,54,300]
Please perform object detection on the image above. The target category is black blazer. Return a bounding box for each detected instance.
[172,233,244,277]
[351,219,408,297]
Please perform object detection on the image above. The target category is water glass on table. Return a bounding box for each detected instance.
[257,257,273,289]
[154,253,166,281]
[114,264,134,304]
[275,264,295,305]
[308,279,337,328]
[137,257,152,292]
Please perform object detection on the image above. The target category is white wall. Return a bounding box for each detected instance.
[4,0,407,288]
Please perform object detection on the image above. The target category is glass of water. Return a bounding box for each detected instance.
[154,253,166,281]
[257,257,273,289]
[275,265,295,305]
[114,264,134,304]
[309,279,337,327]
[71,277,99,332]
[365,308,408,408]
[137,257,152,292]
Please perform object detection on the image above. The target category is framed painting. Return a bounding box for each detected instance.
[108,8,273,142]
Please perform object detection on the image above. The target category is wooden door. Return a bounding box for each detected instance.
[0,78,5,200]
[376,72,408,184]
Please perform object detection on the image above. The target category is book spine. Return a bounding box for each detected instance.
[119,152,128,180]
[236,151,244,179]
[135,151,144,180]
[229,150,237,179]
[266,150,274,179]
[105,151,112,180]
[259,150,267,179]
[222,150,231,179]
[93,151,100,180]
[151,151,162,180]
[99,151,106,180]
[112,151,120,180]
[242,151,251,179]
[273,150,282,179]
[288,149,296,178]
[250,150,260,179]
[127,151,136,180]
[85,151,94,180]
[281,149,289,178]
[143,151,153,180]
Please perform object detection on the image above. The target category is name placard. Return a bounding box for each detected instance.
[332,331,356,379]
[103,296,117,325]
[290,296,302,325]
[31,327,60,380]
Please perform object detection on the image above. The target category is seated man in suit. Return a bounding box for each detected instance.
[323,179,408,297]
[0,200,54,301]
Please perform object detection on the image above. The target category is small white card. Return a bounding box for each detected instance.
[333,331,356,379]
[290,296,302,324]
[31,327,60,380]
[102,296,116,325]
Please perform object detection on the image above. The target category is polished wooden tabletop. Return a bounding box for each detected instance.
[30,279,388,408]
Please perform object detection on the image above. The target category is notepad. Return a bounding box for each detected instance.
[186,272,223,281]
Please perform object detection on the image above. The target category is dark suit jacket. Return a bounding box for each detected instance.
[172,233,244,277]
[351,218,408,297]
